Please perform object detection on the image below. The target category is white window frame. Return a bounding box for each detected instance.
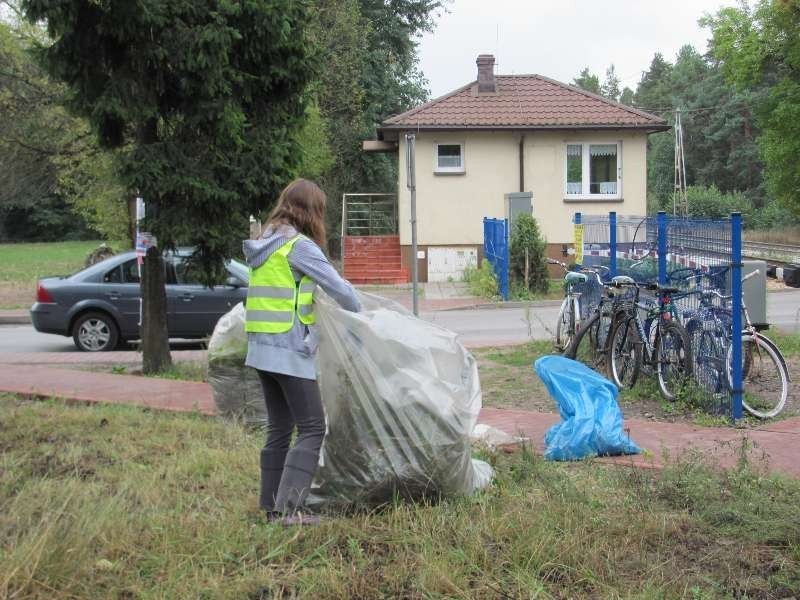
[434,142,466,174]
[564,141,623,201]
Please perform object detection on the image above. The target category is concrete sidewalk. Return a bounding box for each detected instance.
[2,363,798,478]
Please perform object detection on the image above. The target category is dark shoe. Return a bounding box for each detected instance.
[263,510,282,524]
[280,512,322,527]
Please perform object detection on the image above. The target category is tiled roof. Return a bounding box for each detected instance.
[381,75,668,130]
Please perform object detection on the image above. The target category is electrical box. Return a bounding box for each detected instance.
[504,192,533,234]
[427,247,478,282]
[727,260,767,329]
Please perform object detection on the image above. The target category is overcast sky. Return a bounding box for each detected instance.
[417,0,737,98]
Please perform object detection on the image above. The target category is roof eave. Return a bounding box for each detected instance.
[379,123,671,134]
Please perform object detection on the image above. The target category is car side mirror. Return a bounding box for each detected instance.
[225,276,243,288]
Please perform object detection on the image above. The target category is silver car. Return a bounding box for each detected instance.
[30,250,250,351]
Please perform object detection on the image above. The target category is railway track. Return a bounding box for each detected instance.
[742,241,800,265]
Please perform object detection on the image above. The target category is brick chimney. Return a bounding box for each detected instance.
[476,54,496,93]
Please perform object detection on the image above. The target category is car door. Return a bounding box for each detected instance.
[100,257,142,337]
[167,256,245,337]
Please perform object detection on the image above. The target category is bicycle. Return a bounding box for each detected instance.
[607,279,693,401]
[683,269,790,418]
[548,259,608,351]
[564,274,634,375]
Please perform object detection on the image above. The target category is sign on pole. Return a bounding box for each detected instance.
[573,224,584,265]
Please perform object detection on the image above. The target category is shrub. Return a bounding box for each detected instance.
[681,185,753,219]
[463,260,498,299]
[509,214,548,295]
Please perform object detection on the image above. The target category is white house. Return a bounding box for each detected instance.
[353,54,668,283]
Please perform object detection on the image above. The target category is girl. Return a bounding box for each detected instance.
[243,179,360,526]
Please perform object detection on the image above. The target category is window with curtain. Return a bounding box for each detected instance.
[564,142,620,196]
[589,144,617,194]
[566,144,582,195]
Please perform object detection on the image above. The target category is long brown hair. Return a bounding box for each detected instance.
[266,179,327,249]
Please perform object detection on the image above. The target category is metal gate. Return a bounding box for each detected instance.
[483,217,509,300]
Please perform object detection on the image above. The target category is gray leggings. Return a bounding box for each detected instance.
[256,370,325,514]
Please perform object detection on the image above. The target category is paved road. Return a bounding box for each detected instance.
[2,290,798,354]
[0,326,205,354]
[425,289,800,346]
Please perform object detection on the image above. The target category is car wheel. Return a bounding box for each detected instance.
[72,311,119,352]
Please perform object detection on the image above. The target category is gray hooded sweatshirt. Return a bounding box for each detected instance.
[243,225,360,380]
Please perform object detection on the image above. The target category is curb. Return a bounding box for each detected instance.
[0,312,31,325]
[441,299,563,311]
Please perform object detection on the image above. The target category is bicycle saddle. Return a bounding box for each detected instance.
[564,271,587,284]
[611,275,635,286]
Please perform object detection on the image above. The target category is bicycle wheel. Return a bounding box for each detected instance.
[693,329,726,395]
[564,312,606,373]
[727,334,789,418]
[655,321,693,401]
[555,297,576,351]
[609,315,642,389]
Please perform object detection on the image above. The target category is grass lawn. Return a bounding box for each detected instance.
[1,394,799,598]
[0,240,120,309]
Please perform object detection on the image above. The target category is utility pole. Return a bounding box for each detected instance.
[673,108,688,217]
[405,132,419,316]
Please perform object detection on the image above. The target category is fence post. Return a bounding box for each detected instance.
[731,212,743,421]
[657,210,667,286]
[501,218,510,301]
[609,211,617,277]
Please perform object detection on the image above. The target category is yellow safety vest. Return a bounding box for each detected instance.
[245,236,317,334]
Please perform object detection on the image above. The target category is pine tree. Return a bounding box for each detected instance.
[23,0,316,370]
[602,65,621,102]
[572,67,601,95]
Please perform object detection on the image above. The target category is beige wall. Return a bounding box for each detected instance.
[397,129,648,246]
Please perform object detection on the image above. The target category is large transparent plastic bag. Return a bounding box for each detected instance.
[307,291,491,511]
[534,355,641,461]
[207,303,267,427]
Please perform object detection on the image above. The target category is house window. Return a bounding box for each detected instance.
[564,142,621,199]
[435,143,465,173]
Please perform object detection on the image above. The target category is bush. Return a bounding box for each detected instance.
[463,260,498,299]
[683,185,753,219]
[509,214,548,295]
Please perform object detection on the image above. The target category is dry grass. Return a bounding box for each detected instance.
[745,226,800,245]
[1,394,799,598]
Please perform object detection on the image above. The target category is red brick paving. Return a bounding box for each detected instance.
[1,364,798,477]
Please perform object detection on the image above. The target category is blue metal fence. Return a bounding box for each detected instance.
[483,217,509,301]
[574,210,744,420]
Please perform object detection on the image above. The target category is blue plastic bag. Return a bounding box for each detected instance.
[534,355,641,461]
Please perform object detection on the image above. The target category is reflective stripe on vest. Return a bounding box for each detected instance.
[245,236,317,334]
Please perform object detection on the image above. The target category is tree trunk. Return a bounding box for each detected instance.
[127,195,137,250]
[524,247,530,290]
[141,246,172,374]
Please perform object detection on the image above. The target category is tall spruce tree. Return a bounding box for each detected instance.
[23,0,315,370]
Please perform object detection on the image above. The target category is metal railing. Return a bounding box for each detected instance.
[341,193,398,238]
